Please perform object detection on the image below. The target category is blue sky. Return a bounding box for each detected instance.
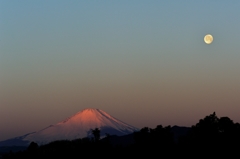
[1,1,240,141]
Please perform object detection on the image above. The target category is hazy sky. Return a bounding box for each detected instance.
[1,1,240,141]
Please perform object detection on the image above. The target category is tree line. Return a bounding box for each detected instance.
[3,112,240,158]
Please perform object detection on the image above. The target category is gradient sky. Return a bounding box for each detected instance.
[1,1,240,141]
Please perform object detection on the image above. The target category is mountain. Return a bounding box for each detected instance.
[0,108,139,147]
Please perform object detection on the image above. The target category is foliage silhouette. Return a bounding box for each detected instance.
[177,112,240,157]
[27,142,38,152]
[91,128,101,142]
[3,112,240,158]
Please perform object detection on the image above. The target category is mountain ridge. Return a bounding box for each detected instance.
[0,108,139,147]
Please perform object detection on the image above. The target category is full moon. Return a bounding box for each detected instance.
[204,34,213,44]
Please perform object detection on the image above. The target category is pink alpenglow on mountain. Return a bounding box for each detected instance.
[0,108,139,146]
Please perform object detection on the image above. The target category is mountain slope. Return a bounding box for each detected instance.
[0,108,139,146]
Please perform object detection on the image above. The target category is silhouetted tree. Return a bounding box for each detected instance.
[27,142,39,152]
[191,112,219,142]
[134,127,150,146]
[182,112,240,156]
[218,117,234,133]
[91,128,100,142]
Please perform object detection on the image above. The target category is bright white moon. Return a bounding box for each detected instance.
[204,34,213,44]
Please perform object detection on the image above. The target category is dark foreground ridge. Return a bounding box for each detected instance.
[2,112,240,158]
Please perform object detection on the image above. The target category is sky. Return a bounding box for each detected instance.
[1,1,240,141]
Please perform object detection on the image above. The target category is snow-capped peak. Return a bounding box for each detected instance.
[0,108,139,146]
